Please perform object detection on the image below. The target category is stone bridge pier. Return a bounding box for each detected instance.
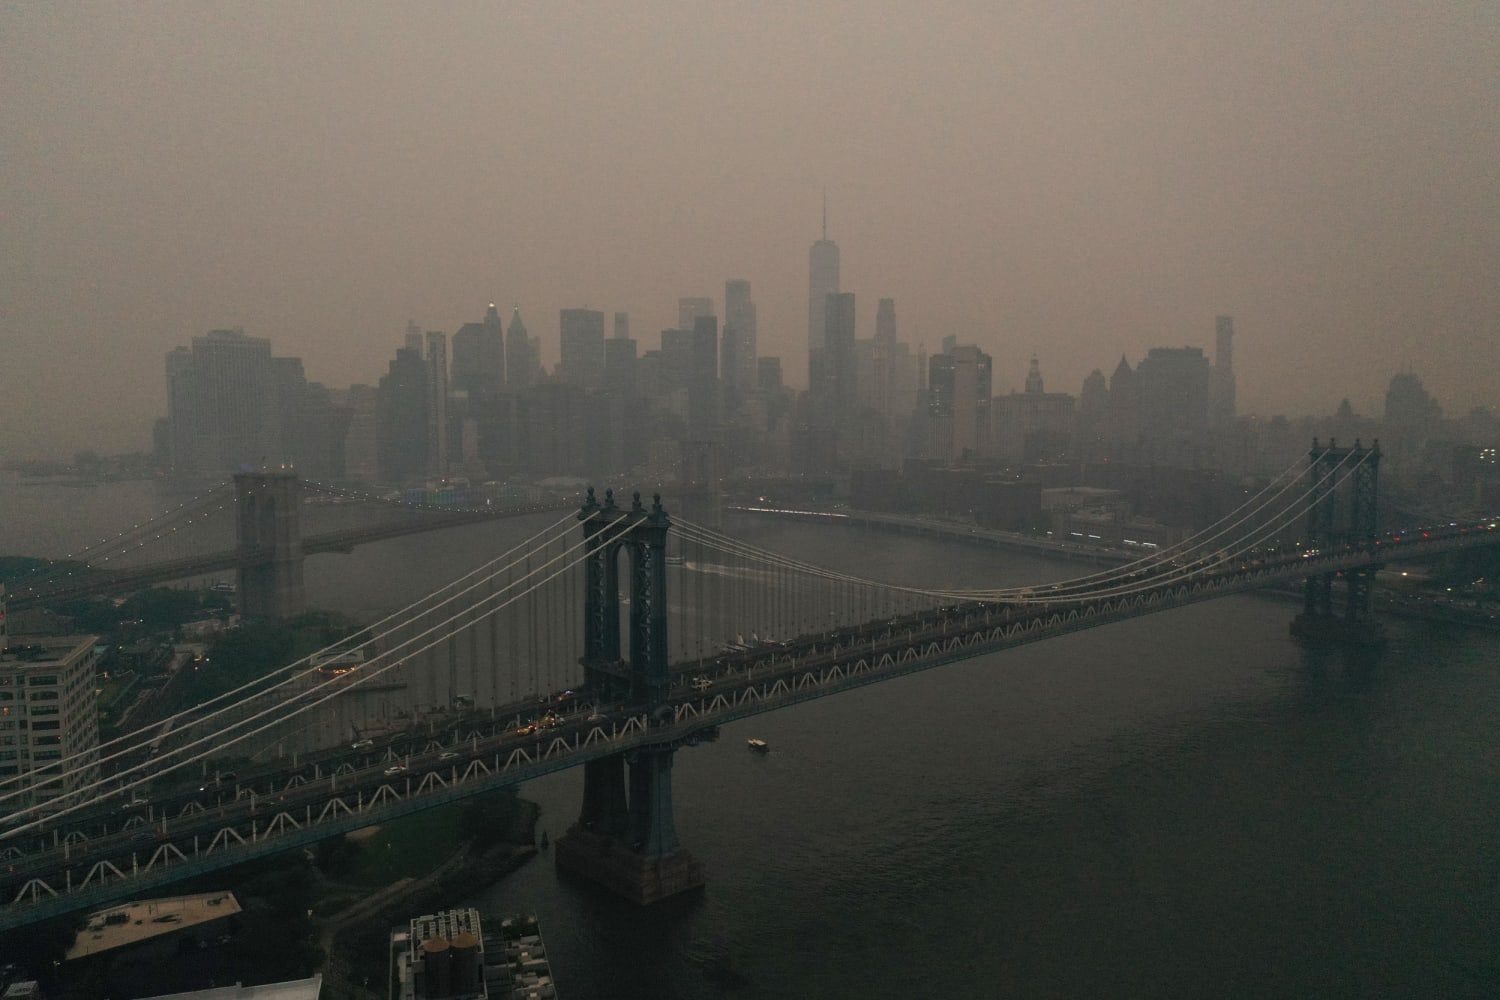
[234,470,305,620]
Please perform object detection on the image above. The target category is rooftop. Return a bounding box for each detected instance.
[135,974,323,1000]
[0,634,97,668]
[66,891,243,960]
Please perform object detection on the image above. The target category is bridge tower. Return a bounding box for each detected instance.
[555,488,705,904]
[1290,439,1383,646]
[234,470,306,621]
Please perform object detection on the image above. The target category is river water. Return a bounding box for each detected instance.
[4,476,1497,998]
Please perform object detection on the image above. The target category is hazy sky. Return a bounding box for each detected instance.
[3,1,1497,458]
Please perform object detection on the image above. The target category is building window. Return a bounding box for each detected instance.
[27,675,58,686]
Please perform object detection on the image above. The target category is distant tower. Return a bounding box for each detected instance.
[424,331,448,479]
[723,279,757,410]
[807,192,841,384]
[677,298,714,333]
[824,292,857,413]
[559,309,606,388]
[613,311,630,341]
[1211,315,1236,427]
[505,306,535,391]
[875,298,896,348]
[1025,355,1044,394]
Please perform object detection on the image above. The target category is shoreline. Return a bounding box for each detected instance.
[315,801,542,999]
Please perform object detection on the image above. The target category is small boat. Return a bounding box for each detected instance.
[746,738,769,753]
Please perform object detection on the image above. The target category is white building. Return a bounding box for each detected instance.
[0,593,100,812]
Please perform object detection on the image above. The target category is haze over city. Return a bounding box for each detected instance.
[3,1,1497,458]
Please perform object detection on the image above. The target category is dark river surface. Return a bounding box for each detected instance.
[4,476,1498,998]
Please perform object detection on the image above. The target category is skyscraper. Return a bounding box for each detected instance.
[689,314,720,430]
[1135,346,1210,462]
[677,298,714,333]
[613,311,630,341]
[823,291,857,414]
[875,298,896,347]
[723,279,757,409]
[376,346,429,484]
[559,308,606,388]
[927,344,992,464]
[450,303,506,395]
[1211,315,1236,427]
[807,197,840,383]
[423,330,448,479]
[505,307,534,391]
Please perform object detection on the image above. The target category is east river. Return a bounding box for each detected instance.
[4,475,1498,998]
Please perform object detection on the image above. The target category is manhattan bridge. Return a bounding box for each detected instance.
[1,441,1496,930]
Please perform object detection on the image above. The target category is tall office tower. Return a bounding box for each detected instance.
[447,303,504,394]
[723,279,757,407]
[505,307,535,392]
[336,383,379,481]
[689,314,720,430]
[1135,346,1210,462]
[164,346,196,472]
[424,331,449,479]
[614,311,630,341]
[0,632,101,811]
[1211,315,1236,427]
[1382,373,1443,469]
[758,357,783,393]
[450,322,484,392]
[604,335,638,396]
[405,320,423,354]
[559,308,606,388]
[181,328,274,472]
[823,292,857,413]
[1077,369,1110,453]
[376,346,430,484]
[807,202,840,383]
[677,297,714,333]
[1107,355,1139,453]
[485,303,507,388]
[875,298,896,348]
[927,344,993,464]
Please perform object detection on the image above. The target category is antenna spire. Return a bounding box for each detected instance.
[822,187,827,241]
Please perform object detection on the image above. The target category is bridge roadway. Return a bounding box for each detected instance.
[1,521,1495,929]
[4,500,575,609]
[727,504,1138,565]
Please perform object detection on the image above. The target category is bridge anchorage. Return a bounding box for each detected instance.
[1289,438,1384,647]
[553,487,706,904]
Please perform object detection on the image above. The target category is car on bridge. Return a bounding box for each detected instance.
[351,739,374,750]
[383,764,407,777]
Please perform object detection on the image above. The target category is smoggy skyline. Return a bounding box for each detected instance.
[3,2,1497,458]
